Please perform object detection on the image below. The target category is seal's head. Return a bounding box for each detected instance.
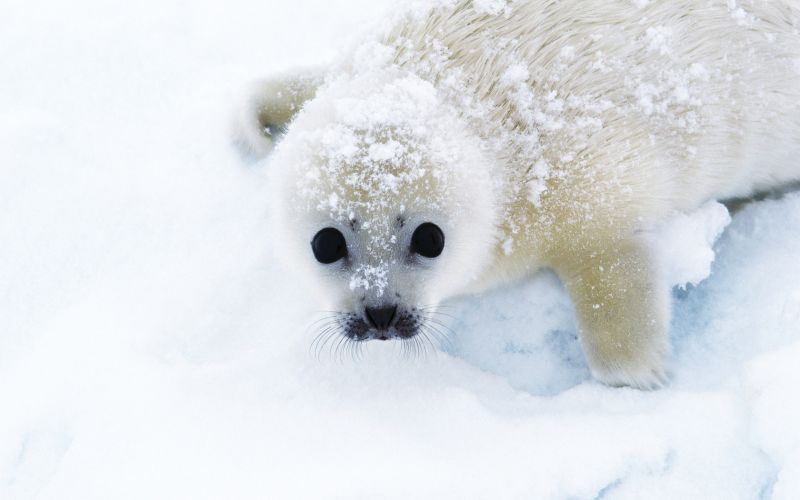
[268,70,499,345]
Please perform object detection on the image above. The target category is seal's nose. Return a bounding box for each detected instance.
[365,305,397,331]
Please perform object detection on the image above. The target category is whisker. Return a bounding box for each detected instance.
[333,333,349,363]
[419,310,459,321]
[305,320,333,348]
[417,303,457,311]
[312,326,338,360]
[348,337,363,362]
[420,329,437,357]
[416,331,428,358]
[307,315,341,329]
[344,337,353,362]
[320,324,345,360]
[427,322,453,345]
[416,334,427,359]
[415,305,459,321]
[421,320,455,352]
[310,322,335,352]
[424,316,456,335]
[401,336,412,360]
[352,338,364,362]
[419,323,444,350]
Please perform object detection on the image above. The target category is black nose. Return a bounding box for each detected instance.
[365,305,397,331]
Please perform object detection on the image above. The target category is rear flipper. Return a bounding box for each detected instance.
[233,68,324,160]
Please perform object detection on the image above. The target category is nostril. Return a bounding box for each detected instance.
[365,305,397,330]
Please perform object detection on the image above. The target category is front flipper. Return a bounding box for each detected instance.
[557,236,671,389]
[233,68,323,159]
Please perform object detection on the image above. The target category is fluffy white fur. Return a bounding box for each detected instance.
[237,0,800,389]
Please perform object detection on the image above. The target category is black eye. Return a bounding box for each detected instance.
[411,222,445,258]
[311,227,347,264]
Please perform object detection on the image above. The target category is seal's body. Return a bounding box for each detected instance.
[237,0,800,388]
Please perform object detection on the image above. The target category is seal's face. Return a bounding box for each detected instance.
[269,72,499,346]
[307,216,447,341]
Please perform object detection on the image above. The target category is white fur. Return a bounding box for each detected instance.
[239,0,800,389]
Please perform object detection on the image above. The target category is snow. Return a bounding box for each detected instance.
[2,0,800,498]
[657,201,731,289]
[472,0,512,16]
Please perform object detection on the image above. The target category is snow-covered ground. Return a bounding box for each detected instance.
[2,0,800,498]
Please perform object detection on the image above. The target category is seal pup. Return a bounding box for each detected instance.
[236,0,800,388]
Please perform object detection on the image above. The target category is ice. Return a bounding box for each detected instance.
[2,0,800,498]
